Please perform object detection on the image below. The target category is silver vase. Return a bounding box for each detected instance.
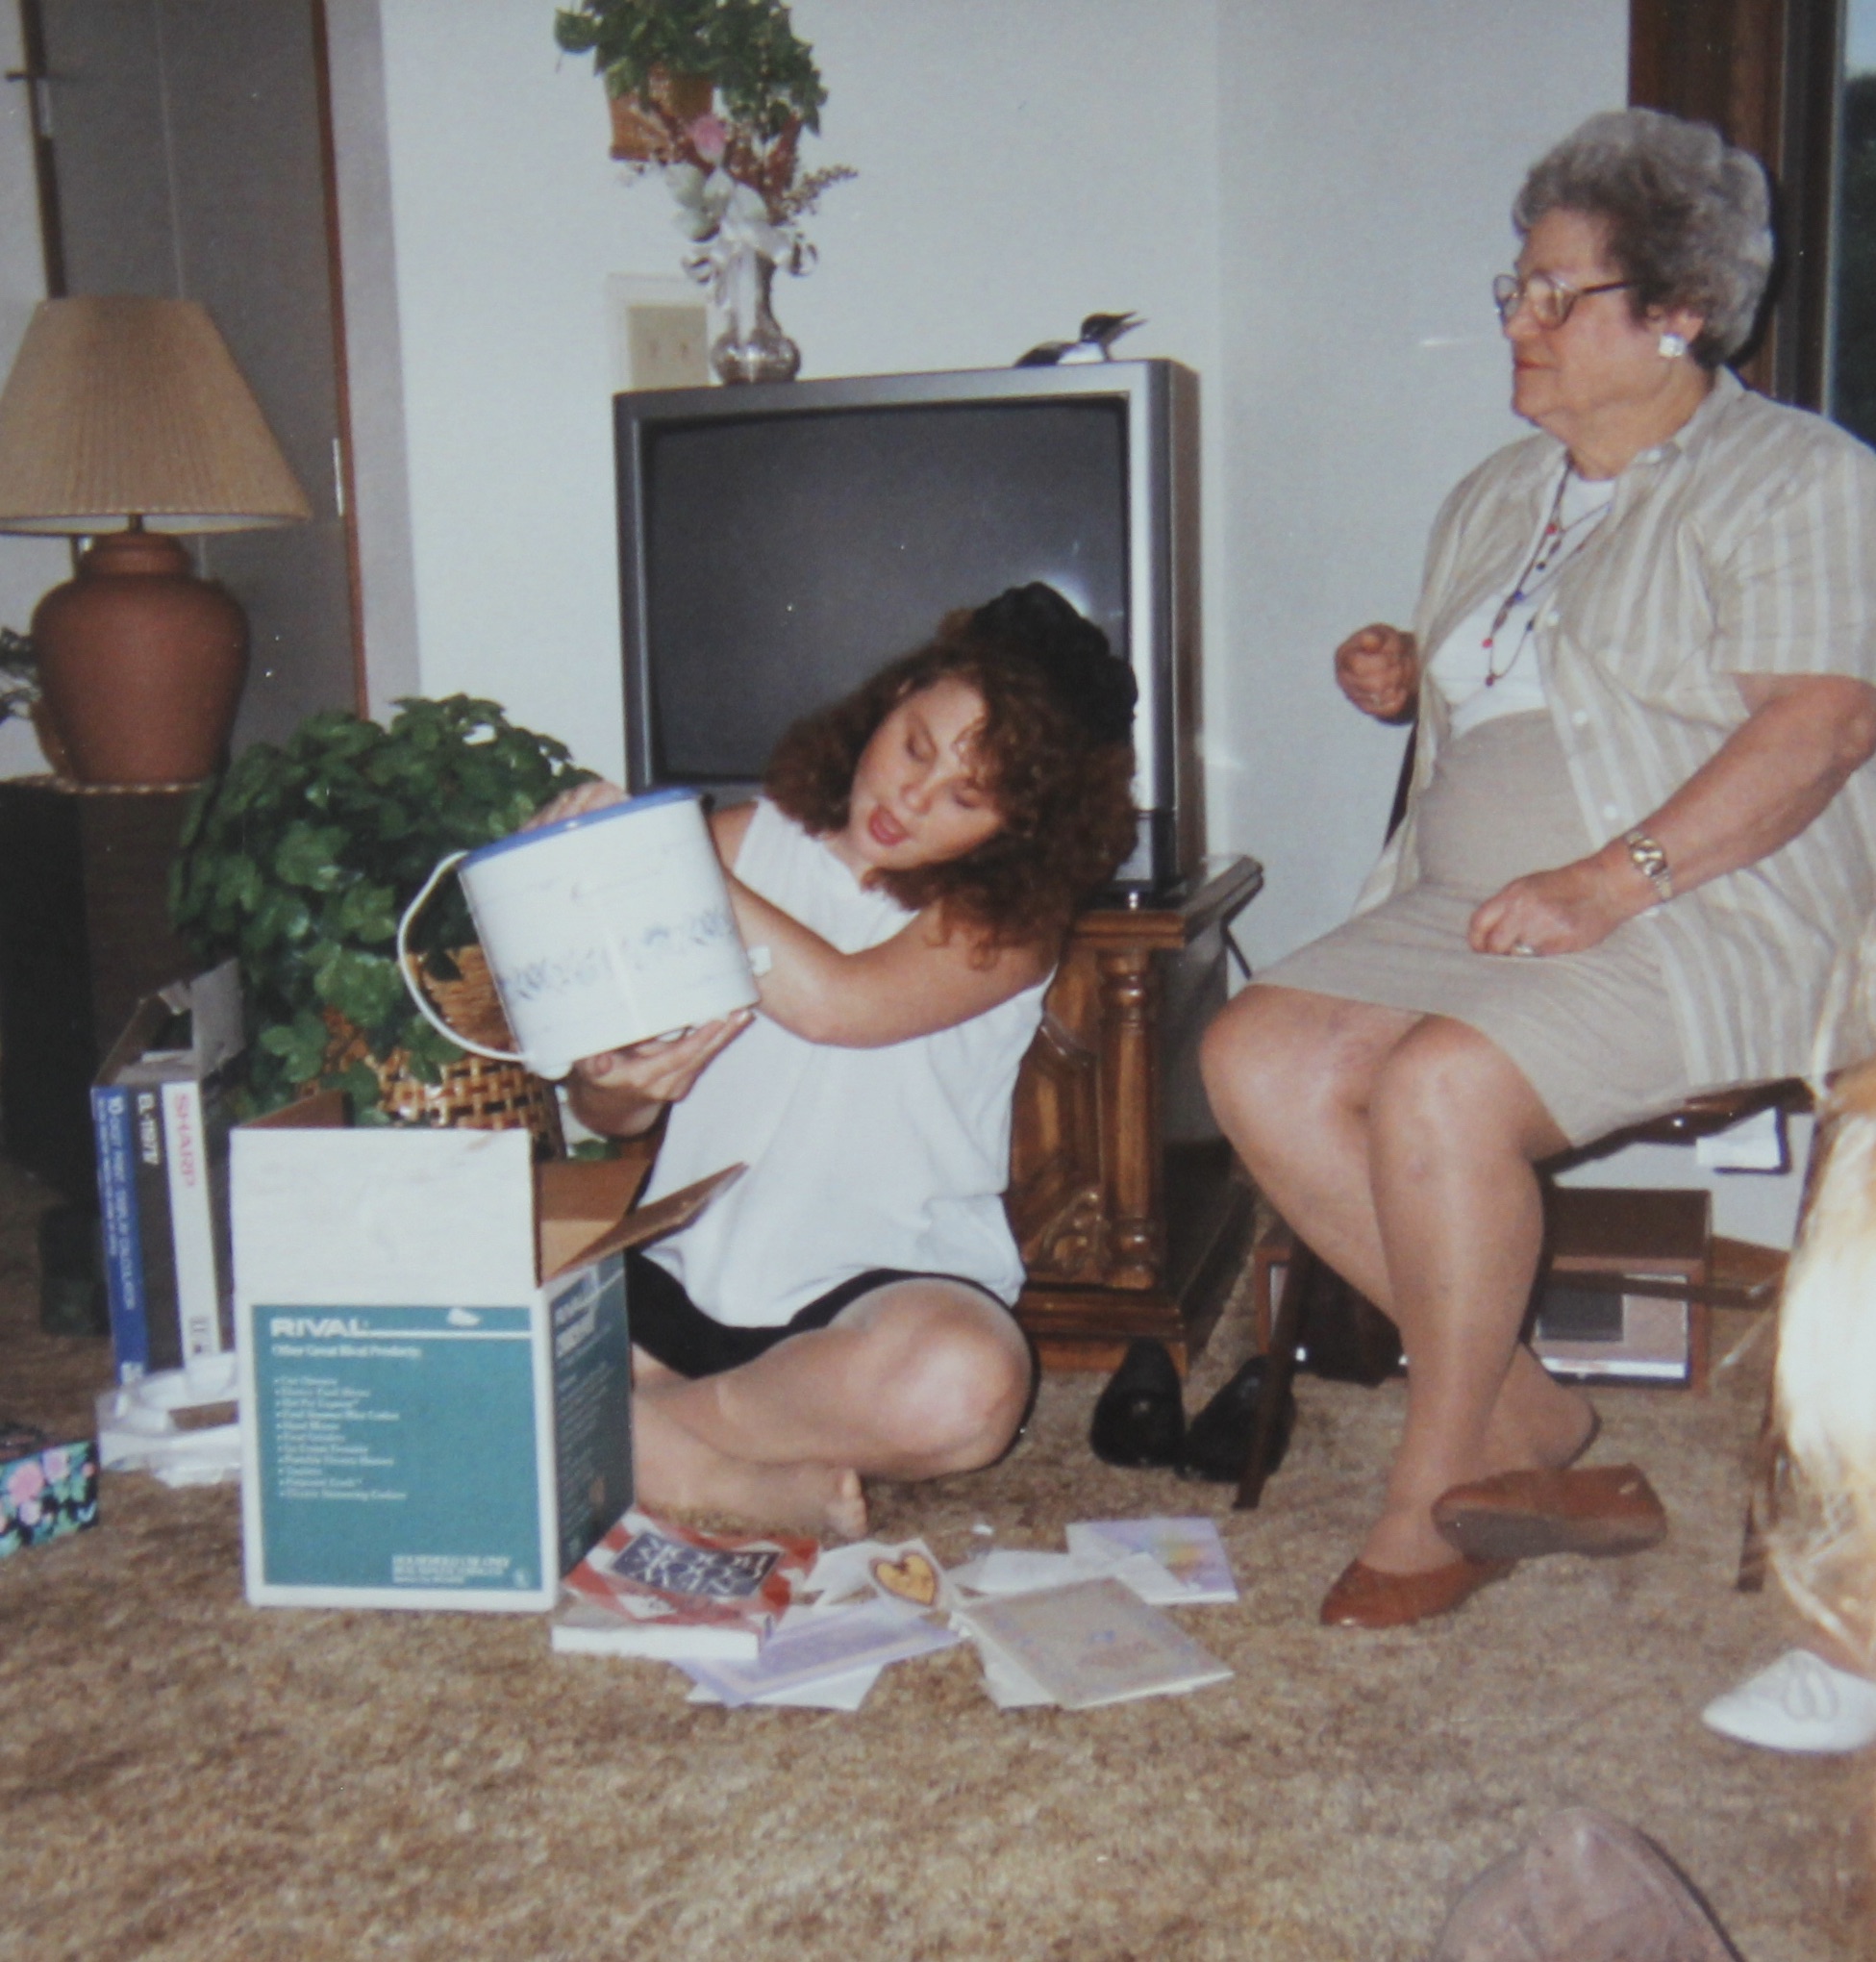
[712,240,800,385]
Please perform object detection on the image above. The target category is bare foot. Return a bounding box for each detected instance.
[634,1388,870,1540]
[1349,1353,1599,1578]
[1356,1505,1468,1576]
[1481,1349,1597,1477]
[1539,1389,1599,1470]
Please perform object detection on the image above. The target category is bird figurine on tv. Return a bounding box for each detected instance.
[1015,312,1144,367]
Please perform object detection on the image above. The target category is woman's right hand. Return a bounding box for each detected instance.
[566,1014,754,1136]
[526,777,625,831]
[1335,624,1419,723]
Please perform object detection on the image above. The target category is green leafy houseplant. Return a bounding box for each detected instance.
[554,0,851,233]
[170,695,588,1118]
[554,0,826,141]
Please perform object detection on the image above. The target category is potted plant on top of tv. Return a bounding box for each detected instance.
[554,0,827,158]
[553,0,854,383]
[169,693,588,1141]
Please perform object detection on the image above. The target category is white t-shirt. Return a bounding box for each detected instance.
[639,798,1051,1326]
[1428,467,1615,738]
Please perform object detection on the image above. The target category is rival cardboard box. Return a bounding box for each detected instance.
[233,1096,735,1612]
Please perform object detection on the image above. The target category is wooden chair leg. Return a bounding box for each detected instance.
[1736,1380,1779,1593]
[1236,1237,1311,1510]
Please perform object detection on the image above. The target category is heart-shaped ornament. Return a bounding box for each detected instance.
[871,1549,940,1607]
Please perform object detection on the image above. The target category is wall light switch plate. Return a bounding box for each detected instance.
[605,274,709,391]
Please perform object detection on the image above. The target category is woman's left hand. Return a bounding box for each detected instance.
[1467,850,1647,958]
[1470,677,1876,960]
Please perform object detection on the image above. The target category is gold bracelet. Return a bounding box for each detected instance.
[1622,828,1673,903]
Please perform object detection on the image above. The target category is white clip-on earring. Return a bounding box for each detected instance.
[1658,331,1687,359]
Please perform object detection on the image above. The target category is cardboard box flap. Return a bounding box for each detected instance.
[97,996,182,1086]
[177,960,244,1076]
[536,1156,651,1281]
[538,1163,744,1281]
[96,960,244,1087]
[246,1089,348,1131]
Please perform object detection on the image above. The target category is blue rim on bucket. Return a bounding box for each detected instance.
[461,785,703,869]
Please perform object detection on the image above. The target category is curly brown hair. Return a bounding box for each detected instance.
[763,597,1138,951]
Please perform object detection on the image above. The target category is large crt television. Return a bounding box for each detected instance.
[613,360,1203,892]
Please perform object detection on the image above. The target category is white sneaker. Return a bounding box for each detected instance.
[1701,1648,1876,1753]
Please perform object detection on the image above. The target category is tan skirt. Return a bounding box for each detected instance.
[1255,711,1698,1146]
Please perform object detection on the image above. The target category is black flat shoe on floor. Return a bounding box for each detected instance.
[1177,1354,1295,1484]
[1089,1338,1185,1468]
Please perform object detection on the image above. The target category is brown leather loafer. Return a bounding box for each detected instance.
[1318,1554,1513,1629]
[1432,1464,1668,1563]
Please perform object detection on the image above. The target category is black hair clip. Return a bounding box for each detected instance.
[969,583,1137,744]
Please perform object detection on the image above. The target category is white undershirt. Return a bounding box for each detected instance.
[1428,467,1615,739]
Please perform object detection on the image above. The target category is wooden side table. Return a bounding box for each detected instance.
[1008,857,1263,1373]
[0,776,201,1200]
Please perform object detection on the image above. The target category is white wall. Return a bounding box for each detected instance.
[366,0,1224,778]
[1214,0,1628,967]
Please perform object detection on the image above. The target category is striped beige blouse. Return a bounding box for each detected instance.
[1360,367,1876,1089]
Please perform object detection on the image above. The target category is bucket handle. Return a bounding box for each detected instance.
[395,851,525,1066]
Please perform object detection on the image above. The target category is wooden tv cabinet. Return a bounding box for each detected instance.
[1008,857,1263,1374]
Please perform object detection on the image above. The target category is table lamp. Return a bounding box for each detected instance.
[0,295,312,785]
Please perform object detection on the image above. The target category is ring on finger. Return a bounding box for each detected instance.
[1512,941,1538,958]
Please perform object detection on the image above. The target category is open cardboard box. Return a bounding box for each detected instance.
[233,1093,737,1611]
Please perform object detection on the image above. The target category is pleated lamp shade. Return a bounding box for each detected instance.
[0,296,310,532]
[0,296,312,785]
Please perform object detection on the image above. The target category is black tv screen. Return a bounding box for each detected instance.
[641,400,1127,783]
[616,362,1201,890]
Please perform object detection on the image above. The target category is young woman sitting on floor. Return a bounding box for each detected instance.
[535,584,1138,1539]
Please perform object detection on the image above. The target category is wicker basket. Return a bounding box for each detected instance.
[321,944,563,1159]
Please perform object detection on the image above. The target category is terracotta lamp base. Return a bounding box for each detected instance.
[32,525,248,786]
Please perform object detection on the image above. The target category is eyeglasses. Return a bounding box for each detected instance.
[1491,271,1634,329]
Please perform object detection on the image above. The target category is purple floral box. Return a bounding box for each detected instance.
[0,1421,99,1559]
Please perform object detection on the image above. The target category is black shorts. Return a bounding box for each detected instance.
[624,1247,1019,1380]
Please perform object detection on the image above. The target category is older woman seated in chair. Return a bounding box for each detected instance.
[1202,108,1876,1629]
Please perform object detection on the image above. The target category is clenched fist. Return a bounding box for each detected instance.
[1335,623,1420,724]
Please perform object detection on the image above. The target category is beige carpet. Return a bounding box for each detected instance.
[1,1157,1867,1962]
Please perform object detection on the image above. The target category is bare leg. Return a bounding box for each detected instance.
[1360,1015,1571,1571]
[1202,986,1418,1310]
[1202,987,1592,1573]
[632,1387,869,1538]
[631,1279,1032,1538]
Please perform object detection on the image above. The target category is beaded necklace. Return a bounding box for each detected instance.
[1481,463,1612,686]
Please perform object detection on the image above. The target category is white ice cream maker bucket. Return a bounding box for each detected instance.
[397,788,759,1082]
